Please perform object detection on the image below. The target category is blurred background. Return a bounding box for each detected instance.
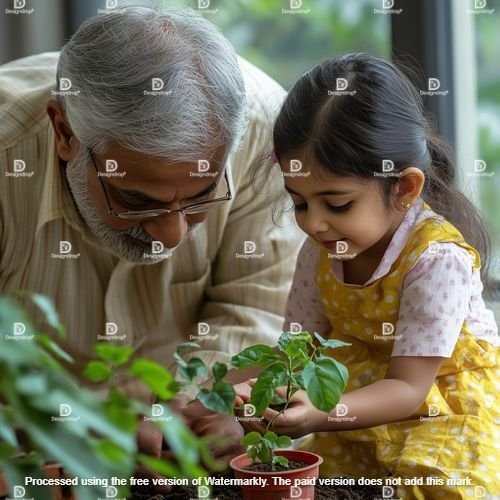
[1,0,499,291]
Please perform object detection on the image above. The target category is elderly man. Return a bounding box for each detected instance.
[0,5,302,476]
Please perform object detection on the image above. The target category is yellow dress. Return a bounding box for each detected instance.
[302,208,500,499]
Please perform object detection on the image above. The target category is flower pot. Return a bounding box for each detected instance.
[230,450,323,500]
[0,463,74,500]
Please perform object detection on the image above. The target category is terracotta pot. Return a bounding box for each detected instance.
[230,450,323,500]
[0,463,74,500]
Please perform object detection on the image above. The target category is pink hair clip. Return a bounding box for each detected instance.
[270,150,278,164]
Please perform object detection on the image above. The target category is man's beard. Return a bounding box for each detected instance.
[65,149,199,265]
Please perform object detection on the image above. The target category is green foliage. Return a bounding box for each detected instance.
[231,330,350,468]
[0,294,210,499]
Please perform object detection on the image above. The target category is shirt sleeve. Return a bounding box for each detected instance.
[283,238,331,335]
[392,243,474,358]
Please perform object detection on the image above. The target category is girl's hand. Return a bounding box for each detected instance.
[242,387,328,439]
[233,381,252,408]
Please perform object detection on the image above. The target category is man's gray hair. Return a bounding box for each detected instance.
[56,5,246,161]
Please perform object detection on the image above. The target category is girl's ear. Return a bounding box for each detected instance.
[393,167,425,211]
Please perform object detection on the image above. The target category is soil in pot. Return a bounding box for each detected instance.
[243,459,306,473]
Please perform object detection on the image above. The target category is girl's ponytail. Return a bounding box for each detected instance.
[424,129,492,291]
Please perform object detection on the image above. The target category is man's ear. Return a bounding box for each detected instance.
[393,167,425,211]
[47,99,80,162]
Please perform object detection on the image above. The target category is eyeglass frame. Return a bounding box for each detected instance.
[88,148,232,221]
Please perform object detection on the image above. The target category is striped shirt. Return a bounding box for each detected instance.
[0,52,304,400]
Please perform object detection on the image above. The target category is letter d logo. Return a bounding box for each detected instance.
[60,241,72,254]
[428,404,440,417]
[152,78,164,91]
[336,241,348,254]
[13,0,25,10]
[383,0,394,8]
[382,159,394,172]
[290,159,302,173]
[428,78,440,91]
[290,322,302,334]
[13,322,26,336]
[152,241,164,254]
[336,78,348,91]
[13,159,25,172]
[106,159,118,172]
[106,0,118,9]
[106,322,118,335]
[198,160,210,172]
[290,486,302,498]
[197,485,210,498]
[336,403,349,417]
[474,160,486,173]
[198,322,210,335]
[13,486,25,498]
[152,404,164,417]
[244,404,256,417]
[197,0,210,9]
[382,485,394,498]
[60,403,72,416]
[382,322,394,335]
[105,486,118,498]
[475,0,487,9]
[290,0,302,9]
[60,78,72,90]
[244,241,256,254]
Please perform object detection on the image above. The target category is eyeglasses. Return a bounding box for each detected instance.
[88,148,232,221]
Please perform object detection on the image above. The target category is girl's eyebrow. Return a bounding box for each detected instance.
[284,186,352,196]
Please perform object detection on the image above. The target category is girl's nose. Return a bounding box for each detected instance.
[300,208,329,235]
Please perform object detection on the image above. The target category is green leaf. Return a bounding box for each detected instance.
[231,345,283,369]
[314,332,351,350]
[198,381,235,415]
[15,372,48,395]
[212,362,227,382]
[29,293,65,337]
[83,361,112,382]
[180,357,208,381]
[273,455,289,467]
[302,356,348,412]
[95,344,133,366]
[176,342,200,354]
[262,431,278,447]
[276,435,293,448]
[137,454,183,478]
[251,363,289,415]
[277,332,312,353]
[129,359,177,400]
[291,371,305,390]
[241,431,262,446]
[37,334,73,363]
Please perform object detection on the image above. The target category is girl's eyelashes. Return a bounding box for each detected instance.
[291,201,353,213]
[326,201,352,213]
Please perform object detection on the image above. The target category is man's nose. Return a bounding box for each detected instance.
[142,211,188,249]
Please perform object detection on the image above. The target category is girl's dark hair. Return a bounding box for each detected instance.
[273,53,492,286]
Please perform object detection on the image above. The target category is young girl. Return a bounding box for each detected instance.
[242,54,499,499]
